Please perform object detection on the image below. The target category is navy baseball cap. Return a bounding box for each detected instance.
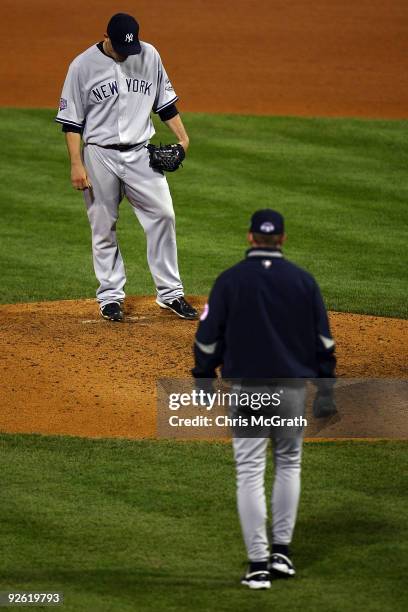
[250,209,285,235]
[107,13,141,55]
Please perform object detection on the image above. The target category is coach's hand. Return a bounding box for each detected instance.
[71,161,92,191]
[194,377,216,408]
[313,391,337,419]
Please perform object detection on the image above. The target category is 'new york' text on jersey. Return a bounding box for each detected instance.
[55,42,178,146]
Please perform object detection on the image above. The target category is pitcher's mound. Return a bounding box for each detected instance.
[0,296,406,439]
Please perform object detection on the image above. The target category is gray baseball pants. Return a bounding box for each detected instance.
[83,143,184,307]
[232,385,306,562]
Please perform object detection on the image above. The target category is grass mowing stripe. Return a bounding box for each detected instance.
[0,109,407,316]
[0,434,407,611]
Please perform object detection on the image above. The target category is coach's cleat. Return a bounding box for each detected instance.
[241,563,271,590]
[268,553,296,578]
[156,297,198,320]
[100,301,123,322]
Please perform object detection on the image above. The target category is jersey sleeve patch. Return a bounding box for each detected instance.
[165,79,174,92]
[200,303,209,321]
[59,98,68,111]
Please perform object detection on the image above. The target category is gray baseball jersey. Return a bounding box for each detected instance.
[56,41,178,146]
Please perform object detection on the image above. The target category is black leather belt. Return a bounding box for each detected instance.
[87,143,140,151]
[101,143,138,151]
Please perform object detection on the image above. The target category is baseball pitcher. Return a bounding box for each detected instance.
[56,13,198,322]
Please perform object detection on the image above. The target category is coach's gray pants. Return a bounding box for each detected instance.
[232,385,305,562]
[83,143,183,307]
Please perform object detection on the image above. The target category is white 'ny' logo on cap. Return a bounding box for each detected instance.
[125,33,133,42]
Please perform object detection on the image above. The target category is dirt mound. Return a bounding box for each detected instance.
[0,297,406,439]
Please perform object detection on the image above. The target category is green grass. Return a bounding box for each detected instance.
[0,434,406,611]
[0,109,407,316]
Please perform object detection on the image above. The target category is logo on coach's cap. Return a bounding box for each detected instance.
[260,221,275,233]
[107,13,142,56]
[250,209,284,235]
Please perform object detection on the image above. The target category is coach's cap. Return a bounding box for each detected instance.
[250,209,285,235]
[107,13,141,55]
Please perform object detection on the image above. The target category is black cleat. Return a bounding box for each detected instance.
[268,553,296,578]
[241,567,271,590]
[156,297,198,320]
[100,301,123,322]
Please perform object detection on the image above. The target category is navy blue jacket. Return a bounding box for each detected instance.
[193,247,336,380]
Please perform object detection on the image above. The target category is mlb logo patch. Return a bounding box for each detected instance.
[260,221,275,233]
[59,98,68,111]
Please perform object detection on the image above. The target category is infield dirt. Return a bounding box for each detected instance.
[1,0,407,118]
[0,297,407,439]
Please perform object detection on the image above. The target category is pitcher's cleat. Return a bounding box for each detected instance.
[100,302,123,322]
[156,297,198,320]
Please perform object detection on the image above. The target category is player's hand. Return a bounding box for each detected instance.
[194,377,216,408]
[313,391,337,419]
[71,162,92,191]
[178,139,189,153]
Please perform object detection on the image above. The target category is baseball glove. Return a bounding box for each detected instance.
[146,143,185,172]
